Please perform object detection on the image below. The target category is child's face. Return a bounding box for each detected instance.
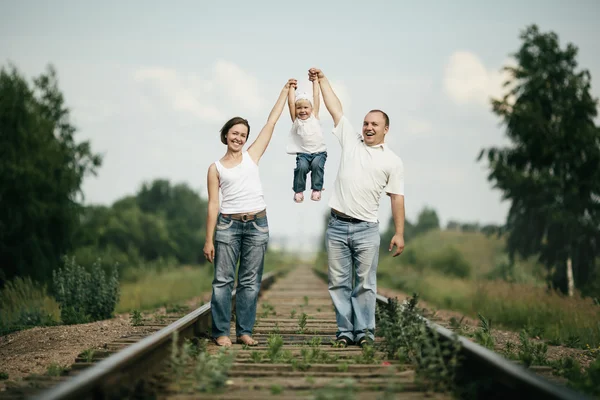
[295,100,312,120]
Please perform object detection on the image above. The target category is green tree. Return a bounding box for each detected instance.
[136,179,208,264]
[0,64,102,286]
[413,206,440,236]
[478,25,600,295]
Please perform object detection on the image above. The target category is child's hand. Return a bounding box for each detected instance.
[308,67,324,81]
[285,78,298,90]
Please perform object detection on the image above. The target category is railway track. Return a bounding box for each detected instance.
[2,264,591,399]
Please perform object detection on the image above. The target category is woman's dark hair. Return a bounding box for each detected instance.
[220,117,250,145]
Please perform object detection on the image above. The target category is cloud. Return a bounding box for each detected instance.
[212,60,265,113]
[403,118,433,136]
[133,60,267,123]
[443,51,513,107]
[317,80,352,120]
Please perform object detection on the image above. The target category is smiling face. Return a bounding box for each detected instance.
[295,99,313,120]
[226,123,249,151]
[362,111,389,146]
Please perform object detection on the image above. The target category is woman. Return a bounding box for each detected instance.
[203,78,297,347]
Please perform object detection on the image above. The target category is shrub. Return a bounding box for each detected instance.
[430,246,471,278]
[52,257,119,324]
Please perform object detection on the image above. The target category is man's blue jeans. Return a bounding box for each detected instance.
[293,151,327,193]
[326,212,380,342]
[211,212,269,338]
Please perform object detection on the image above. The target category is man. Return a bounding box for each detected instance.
[308,67,405,348]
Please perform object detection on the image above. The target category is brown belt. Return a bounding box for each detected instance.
[221,209,267,222]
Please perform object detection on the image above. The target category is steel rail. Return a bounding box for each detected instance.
[34,270,280,400]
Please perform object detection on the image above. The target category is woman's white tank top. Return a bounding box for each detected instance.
[214,151,266,214]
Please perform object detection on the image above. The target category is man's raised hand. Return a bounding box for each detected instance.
[308,67,324,82]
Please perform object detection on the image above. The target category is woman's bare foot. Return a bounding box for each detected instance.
[213,336,232,347]
[236,335,259,346]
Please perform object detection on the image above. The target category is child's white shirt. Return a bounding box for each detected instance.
[286,115,327,155]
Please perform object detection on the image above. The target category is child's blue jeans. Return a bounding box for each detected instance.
[293,151,327,193]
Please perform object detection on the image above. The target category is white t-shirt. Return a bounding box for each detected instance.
[286,115,327,155]
[328,116,405,222]
[214,151,267,214]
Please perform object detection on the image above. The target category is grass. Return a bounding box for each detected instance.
[0,276,60,336]
[379,267,600,347]
[1,249,296,335]
[371,229,600,348]
[116,265,213,313]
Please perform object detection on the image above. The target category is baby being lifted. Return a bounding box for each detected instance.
[286,76,327,203]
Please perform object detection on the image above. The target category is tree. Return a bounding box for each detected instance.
[478,25,600,296]
[0,64,102,286]
[136,179,208,264]
[413,207,440,236]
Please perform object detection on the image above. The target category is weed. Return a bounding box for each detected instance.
[250,351,262,363]
[550,354,600,397]
[565,334,582,349]
[270,384,283,395]
[297,312,308,334]
[260,302,276,318]
[46,363,69,376]
[130,310,143,326]
[473,313,495,350]
[353,343,378,364]
[517,330,548,367]
[168,330,236,393]
[290,309,297,319]
[81,348,95,363]
[265,333,292,363]
[0,372,8,380]
[313,378,356,400]
[376,294,461,394]
[336,363,349,372]
[524,323,545,338]
[165,304,189,314]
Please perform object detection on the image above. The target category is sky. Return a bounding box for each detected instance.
[2,0,599,252]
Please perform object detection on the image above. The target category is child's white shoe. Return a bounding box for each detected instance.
[311,190,321,201]
[294,192,304,203]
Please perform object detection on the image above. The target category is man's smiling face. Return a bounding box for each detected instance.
[362,111,389,146]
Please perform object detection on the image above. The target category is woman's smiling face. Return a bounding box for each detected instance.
[226,123,249,150]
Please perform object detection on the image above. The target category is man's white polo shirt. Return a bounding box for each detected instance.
[328,115,405,223]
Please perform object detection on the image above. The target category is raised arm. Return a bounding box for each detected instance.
[288,83,296,122]
[309,68,342,126]
[203,163,220,263]
[312,78,320,119]
[248,78,297,163]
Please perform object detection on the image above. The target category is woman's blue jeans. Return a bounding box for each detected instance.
[210,212,269,338]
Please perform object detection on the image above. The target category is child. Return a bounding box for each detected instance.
[286,77,327,203]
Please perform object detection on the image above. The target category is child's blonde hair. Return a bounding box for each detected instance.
[295,92,312,105]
